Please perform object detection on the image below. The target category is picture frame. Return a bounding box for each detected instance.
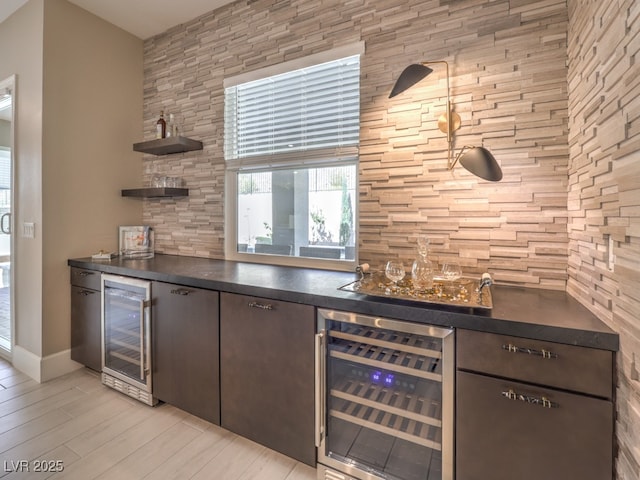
[118,226,154,259]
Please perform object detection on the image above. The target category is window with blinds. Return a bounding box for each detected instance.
[224,54,360,164]
[223,46,362,270]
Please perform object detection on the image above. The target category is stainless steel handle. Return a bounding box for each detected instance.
[78,270,95,277]
[0,213,10,235]
[502,343,558,359]
[501,388,558,408]
[144,300,151,381]
[170,288,192,295]
[77,289,96,296]
[248,301,273,310]
[315,330,326,447]
[139,299,145,381]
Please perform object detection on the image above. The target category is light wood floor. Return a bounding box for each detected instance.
[0,358,317,480]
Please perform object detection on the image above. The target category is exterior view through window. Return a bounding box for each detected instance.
[237,165,356,260]
[224,44,362,268]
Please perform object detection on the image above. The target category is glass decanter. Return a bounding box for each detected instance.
[412,236,433,292]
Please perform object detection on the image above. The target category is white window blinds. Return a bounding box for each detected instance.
[224,54,361,165]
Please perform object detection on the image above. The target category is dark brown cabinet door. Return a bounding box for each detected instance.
[152,282,220,424]
[456,370,613,480]
[70,285,102,371]
[220,292,315,466]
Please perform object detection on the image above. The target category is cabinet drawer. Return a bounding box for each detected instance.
[70,267,101,290]
[457,329,613,398]
[456,370,613,480]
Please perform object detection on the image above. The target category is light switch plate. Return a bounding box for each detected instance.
[23,222,35,238]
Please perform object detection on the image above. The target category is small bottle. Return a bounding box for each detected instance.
[156,111,166,139]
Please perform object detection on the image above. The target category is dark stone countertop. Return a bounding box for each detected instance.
[68,254,618,351]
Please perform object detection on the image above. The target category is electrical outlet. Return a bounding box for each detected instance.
[22,222,35,239]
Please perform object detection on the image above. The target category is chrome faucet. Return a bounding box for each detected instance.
[478,273,493,305]
[479,272,493,291]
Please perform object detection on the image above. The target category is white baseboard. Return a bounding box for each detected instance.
[41,349,84,382]
[12,346,84,383]
[12,345,42,382]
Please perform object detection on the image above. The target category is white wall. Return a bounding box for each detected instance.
[0,0,143,379]
[0,0,45,360]
[42,0,143,358]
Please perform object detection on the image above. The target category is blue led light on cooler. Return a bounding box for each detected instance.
[371,370,395,386]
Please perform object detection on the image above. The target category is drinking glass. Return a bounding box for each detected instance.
[441,262,462,282]
[385,261,405,288]
[441,262,462,297]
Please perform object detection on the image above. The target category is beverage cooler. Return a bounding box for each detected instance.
[316,309,454,480]
[101,274,156,406]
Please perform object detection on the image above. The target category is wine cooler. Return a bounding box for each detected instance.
[101,274,156,406]
[316,309,454,480]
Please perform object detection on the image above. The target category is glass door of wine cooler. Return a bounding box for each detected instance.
[316,309,454,480]
[102,275,152,396]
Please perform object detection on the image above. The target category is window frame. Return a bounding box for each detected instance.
[223,43,363,271]
[224,160,359,271]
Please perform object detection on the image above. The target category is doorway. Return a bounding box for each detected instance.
[0,75,14,358]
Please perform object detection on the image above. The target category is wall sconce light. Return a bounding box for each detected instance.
[389,61,503,182]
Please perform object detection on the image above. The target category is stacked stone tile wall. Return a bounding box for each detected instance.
[142,2,637,475]
[567,1,640,478]
[142,0,570,289]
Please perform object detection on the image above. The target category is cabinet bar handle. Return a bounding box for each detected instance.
[502,343,558,359]
[144,300,152,379]
[315,330,326,447]
[139,299,145,381]
[501,389,558,408]
[170,288,192,295]
[78,271,95,277]
[248,301,273,310]
[77,289,96,296]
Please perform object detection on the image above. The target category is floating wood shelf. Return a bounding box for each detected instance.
[133,136,203,155]
[121,188,189,198]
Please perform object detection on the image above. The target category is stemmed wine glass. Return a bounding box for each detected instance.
[385,261,405,291]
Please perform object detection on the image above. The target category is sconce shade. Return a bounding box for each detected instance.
[388,64,434,98]
[458,147,503,182]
